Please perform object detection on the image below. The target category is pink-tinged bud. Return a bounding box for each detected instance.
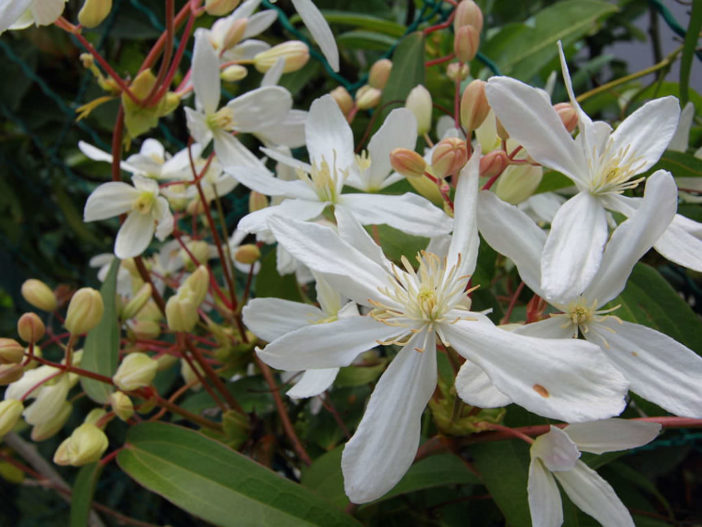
[0,400,23,438]
[248,191,269,213]
[205,0,240,16]
[221,65,248,82]
[109,392,134,421]
[17,313,45,344]
[254,41,309,73]
[405,85,432,135]
[446,62,470,82]
[355,85,382,110]
[453,25,480,63]
[369,59,393,89]
[460,79,489,132]
[431,137,468,179]
[479,150,509,180]
[222,18,247,50]
[553,102,578,132]
[234,244,261,264]
[21,279,57,312]
[78,0,113,28]
[53,423,109,467]
[0,339,24,364]
[330,87,354,116]
[0,364,24,385]
[113,352,158,391]
[453,0,483,33]
[390,148,427,178]
[65,288,104,335]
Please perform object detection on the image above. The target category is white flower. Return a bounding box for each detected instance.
[257,149,627,504]
[477,170,702,418]
[528,420,660,527]
[206,0,277,61]
[289,0,339,72]
[485,42,680,300]
[83,175,174,259]
[0,0,67,34]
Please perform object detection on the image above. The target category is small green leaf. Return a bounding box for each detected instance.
[367,224,428,264]
[337,31,397,51]
[70,463,104,527]
[312,12,405,37]
[118,422,361,527]
[81,258,120,404]
[534,171,573,195]
[680,0,702,105]
[254,249,303,302]
[651,150,702,179]
[335,361,386,388]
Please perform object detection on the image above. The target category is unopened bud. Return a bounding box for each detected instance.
[130,69,157,100]
[205,0,240,16]
[460,79,489,132]
[0,364,24,385]
[0,400,23,438]
[54,423,109,466]
[80,53,94,69]
[223,18,247,50]
[128,319,161,340]
[122,284,152,320]
[166,184,188,211]
[453,0,483,33]
[85,408,107,427]
[78,0,113,28]
[390,148,427,178]
[479,150,509,180]
[330,86,354,117]
[249,191,269,213]
[180,241,210,272]
[162,92,181,116]
[369,59,392,89]
[183,265,209,306]
[431,137,468,178]
[355,85,382,110]
[166,295,199,332]
[446,62,470,82]
[254,41,309,73]
[113,352,158,391]
[109,392,134,421]
[180,359,205,389]
[17,313,45,344]
[0,339,24,364]
[454,25,480,63]
[65,288,104,335]
[234,244,261,264]
[554,102,578,132]
[405,85,432,136]
[496,165,543,205]
[31,401,72,441]
[186,197,206,216]
[21,279,57,312]
[156,353,178,371]
[221,65,248,82]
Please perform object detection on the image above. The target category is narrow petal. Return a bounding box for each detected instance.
[261,57,285,87]
[669,101,695,152]
[225,165,317,200]
[554,461,634,527]
[531,426,580,472]
[528,459,563,527]
[115,212,155,258]
[557,42,597,151]
[287,368,339,398]
[447,146,481,277]
[238,198,326,234]
[589,319,702,418]
[455,361,511,408]
[79,141,138,173]
[84,182,139,221]
[291,0,339,71]
[256,316,398,370]
[242,298,323,342]
[0,0,32,33]
[334,206,389,269]
[512,317,576,339]
[654,213,702,272]
[541,192,608,303]
[227,86,292,132]
[185,108,213,148]
[257,109,308,149]
[213,132,264,169]
[342,331,437,503]
[365,109,417,190]
[192,29,220,114]
[153,197,174,241]
[564,419,661,455]
[306,95,354,170]
[244,10,277,39]
[260,146,313,174]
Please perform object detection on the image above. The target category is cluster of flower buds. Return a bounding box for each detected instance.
[453,0,483,63]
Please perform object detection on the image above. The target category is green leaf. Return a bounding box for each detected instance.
[254,249,303,302]
[313,12,405,37]
[534,170,573,195]
[650,150,702,179]
[337,31,397,51]
[80,258,120,404]
[70,463,104,527]
[335,361,386,388]
[118,422,361,527]
[367,224,428,264]
[680,0,702,105]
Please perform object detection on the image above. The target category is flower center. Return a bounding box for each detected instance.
[298,153,345,203]
[588,142,646,195]
[554,298,621,340]
[132,192,156,215]
[207,107,235,131]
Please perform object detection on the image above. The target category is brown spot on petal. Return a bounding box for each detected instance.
[631,352,638,357]
[533,384,550,398]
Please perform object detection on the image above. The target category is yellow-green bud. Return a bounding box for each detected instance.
[21,279,57,312]
[234,244,261,265]
[0,364,24,386]
[156,352,178,371]
[186,197,206,216]
[0,339,25,364]
[78,0,113,28]
[17,312,45,344]
[248,191,269,213]
[65,288,104,335]
[162,92,181,116]
[166,183,189,211]
[128,319,161,340]
[453,0,483,33]
[330,86,354,117]
[431,137,468,179]
[130,69,157,100]
[446,62,470,82]
[460,79,489,133]
[0,400,23,438]
[84,408,107,427]
[495,165,543,205]
[254,41,309,73]
[180,241,210,272]
[122,283,152,320]
[205,0,240,16]
[221,65,248,82]
[53,423,109,466]
[113,352,158,391]
[109,392,134,421]
[183,265,210,306]
[390,148,427,179]
[180,359,205,389]
[368,59,392,90]
[405,85,432,136]
[31,402,72,441]
[166,295,199,332]
[453,24,480,63]
[355,85,382,110]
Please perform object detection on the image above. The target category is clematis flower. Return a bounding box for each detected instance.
[485,42,680,300]
[83,175,174,259]
[205,0,277,62]
[528,420,661,527]
[477,170,702,418]
[257,149,628,504]
[0,0,67,34]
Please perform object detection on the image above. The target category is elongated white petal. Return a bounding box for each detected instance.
[365,109,417,190]
[554,461,634,527]
[485,76,586,184]
[443,316,628,422]
[334,206,388,269]
[192,29,221,115]
[260,146,312,174]
[30,0,66,25]
[541,192,608,303]
[512,317,576,339]
[115,212,155,258]
[564,419,661,455]
[256,316,397,370]
[153,197,174,241]
[531,426,580,472]
[584,171,677,306]
[669,101,695,152]
[306,95,354,170]
[287,368,339,398]
[655,213,702,272]
[79,141,140,173]
[213,132,264,169]
[557,42,596,152]
[342,330,437,503]
[447,147,481,277]
[455,361,511,408]
[339,193,451,237]
[0,0,32,33]
[242,298,323,342]
[291,0,339,71]
[225,165,317,200]
[261,57,285,86]
[528,459,563,527]
[589,319,702,418]
[239,198,326,234]
[227,86,292,132]
[257,109,308,149]
[244,10,277,39]
[84,182,139,221]
[185,107,213,148]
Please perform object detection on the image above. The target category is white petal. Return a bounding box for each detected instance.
[291,0,339,72]
[213,132,264,169]
[227,86,292,132]
[306,95,354,170]
[225,165,316,199]
[79,141,138,173]
[30,0,66,26]
[244,10,277,39]
[153,197,174,241]
[512,317,576,339]
[342,330,437,503]
[287,368,339,399]
[528,458,563,527]
[455,361,511,408]
[256,316,397,370]
[554,461,634,527]
[192,29,221,115]
[669,101,695,152]
[315,274,342,314]
[531,426,580,472]
[557,42,597,153]
[223,39,270,62]
[541,192,608,303]
[261,57,285,86]
[339,193,452,237]
[115,212,155,258]
[589,319,702,418]
[260,145,312,174]
[655,213,702,272]
[0,0,32,33]
[564,419,661,455]
[185,107,213,148]
[365,109,417,190]
[242,298,323,342]
[256,109,308,148]
[84,182,139,221]
[447,147,481,277]
[238,198,326,234]
[334,206,388,269]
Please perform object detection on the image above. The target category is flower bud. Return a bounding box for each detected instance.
[113,352,158,391]
[53,423,109,467]
[21,279,57,312]
[0,364,24,385]
[496,165,543,205]
[222,18,247,50]
[165,295,200,332]
[31,402,72,441]
[431,137,468,179]
[446,62,470,82]
[330,86,354,117]
[254,41,309,73]
[234,244,261,265]
[17,313,45,344]
[183,265,210,306]
[460,79,489,132]
[390,148,427,178]
[479,150,509,180]
[496,117,509,141]
[0,400,23,438]
[453,0,483,33]
[221,64,248,82]
[405,85,432,136]
[0,339,25,364]
[78,0,113,28]
[249,191,269,213]
[84,408,107,427]
[156,352,178,371]
[180,241,210,272]
[453,25,480,63]
[166,184,189,211]
[65,288,104,335]
[180,359,205,390]
[369,59,392,89]
[109,392,134,421]
[205,0,240,16]
[128,319,161,340]
[121,283,152,320]
[553,102,578,132]
[355,85,382,110]
[186,197,206,216]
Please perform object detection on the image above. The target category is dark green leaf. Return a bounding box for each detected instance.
[337,31,398,51]
[367,224,428,264]
[69,462,104,527]
[314,12,405,37]
[254,249,303,302]
[650,150,702,179]
[680,0,702,105]
[534,170,574,195]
